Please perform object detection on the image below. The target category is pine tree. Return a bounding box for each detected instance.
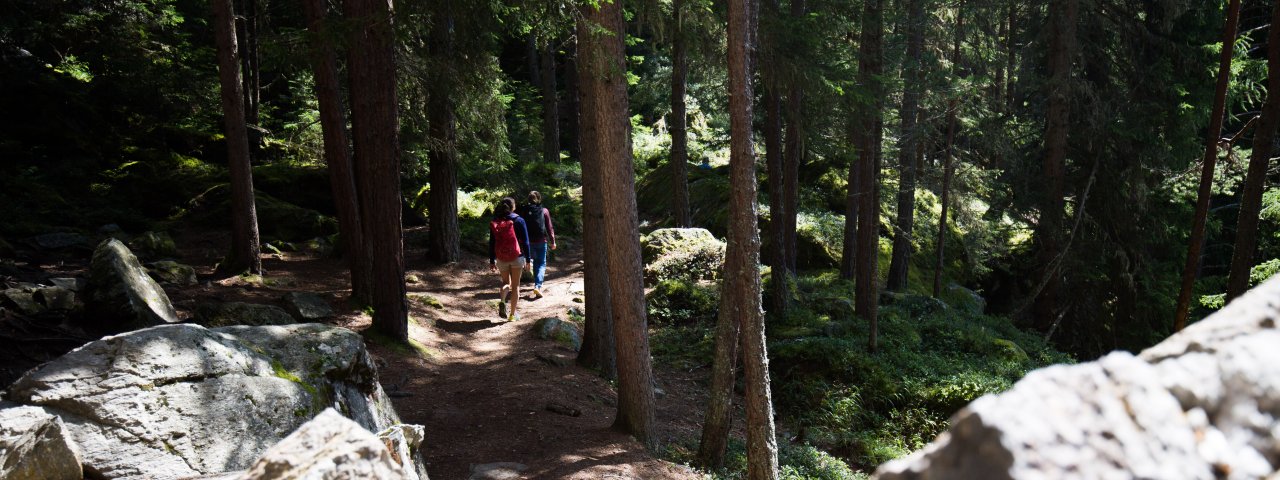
[212,0,262,276]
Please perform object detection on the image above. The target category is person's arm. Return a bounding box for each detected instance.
[516,217,533,264]
[543,208,556,249]
[488,220,496,264]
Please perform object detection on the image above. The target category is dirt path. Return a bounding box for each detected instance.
[159,228,709,479]
[377,239,708,479]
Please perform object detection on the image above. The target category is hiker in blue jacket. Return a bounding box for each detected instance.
[520,191,557,299]
[489,197,533,322]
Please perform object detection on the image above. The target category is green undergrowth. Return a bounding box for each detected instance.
[650,268,1071,474]
[663,437,868,480]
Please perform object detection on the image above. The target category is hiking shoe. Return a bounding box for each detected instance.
[498,300,506,318]
[509,312,521,323]
[532,287,543,299]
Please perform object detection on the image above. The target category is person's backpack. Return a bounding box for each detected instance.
[490,217,522,261]
[521,204,547,239]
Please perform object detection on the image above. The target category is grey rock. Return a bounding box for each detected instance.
[35,286,76,311]
[377,423,428,480]
[942,283,986,315]
[470,462,527,480]
[147,260,198,286]
[282,292,334,321]
[195,302,295,327]
[0,404,83,480]
[1,289,44,315]
[84,238,179,331]
[533,317,582,351]
[48,277,86,292]
[30,232,92,251]
[237,409,411,480]
[6,323,413,480]
[874,274,1280,480]
[129,231,178,259]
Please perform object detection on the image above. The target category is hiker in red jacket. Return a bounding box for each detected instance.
[489,197,533,322]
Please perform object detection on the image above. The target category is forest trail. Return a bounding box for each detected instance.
[251,229,713,479]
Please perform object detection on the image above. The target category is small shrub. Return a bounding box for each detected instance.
[647,279,719,325]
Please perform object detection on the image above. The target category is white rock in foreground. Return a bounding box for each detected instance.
[237,409,410,480]
[0,404,83,480]
[875,275,1280,479]
[5,323,422,480]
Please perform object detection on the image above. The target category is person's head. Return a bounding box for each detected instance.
[496,197,517,216]
[528,191,542,205]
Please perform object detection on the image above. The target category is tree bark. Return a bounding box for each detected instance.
[566,38,582,162]
[840,116,860,280]
[670,0,692,228]
[1226,0,1280,301]
[542,40,560,163]
[1032,0,1077,330]
[782,0,805,275]
[1173,0,1242,332]
[576,22,616,379]
[886,0,925,292]
[579,0,656,446]
[345,0,408,342]
[301,0,369,303]
[1005,5,1016,113]
[855,0,884,353]
[427,11,460,265]
[763,0,787,314]
[212,0,262,276]
[246,0,260,126]
[729,0,779,476]
[934,2,963,298]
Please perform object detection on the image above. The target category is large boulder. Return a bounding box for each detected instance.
[282,291,334,321]
[640,228,725,284]
[147,260,198,287]
[128,231,178,259]
[83,238,179,331]
[0,404,83,480]
[180,185,337,244]
[5,323,422,480]
[236,409,413,480]
[533,317,582,351]
[194,301,295,327]
[874,275,1280,479]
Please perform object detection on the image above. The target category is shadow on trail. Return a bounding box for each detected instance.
[434,318,502,334]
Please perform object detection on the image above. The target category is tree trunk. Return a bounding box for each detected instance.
[934,2,963,298]
[566,38,582,162]
[427,11,460,265]
[763,0,787,314]
[1005,5,1016,113]
[886,0,925,292]
[782,0,805,275]
[1032,0,1078,330]
[840,116,860,280]
[579,0,656,446]
[855,0,884,353]
[576,24,616,378]
[1226,0,1280,302]
[542,40,560,163]
[1173,0,1241,332]
[345,0,408,342]
[212,0,262,276]
[994,6,1006,113]
[246,0,260,126]
[731,0,779,477]
[301,0,369,303]
[670,0,692,228]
